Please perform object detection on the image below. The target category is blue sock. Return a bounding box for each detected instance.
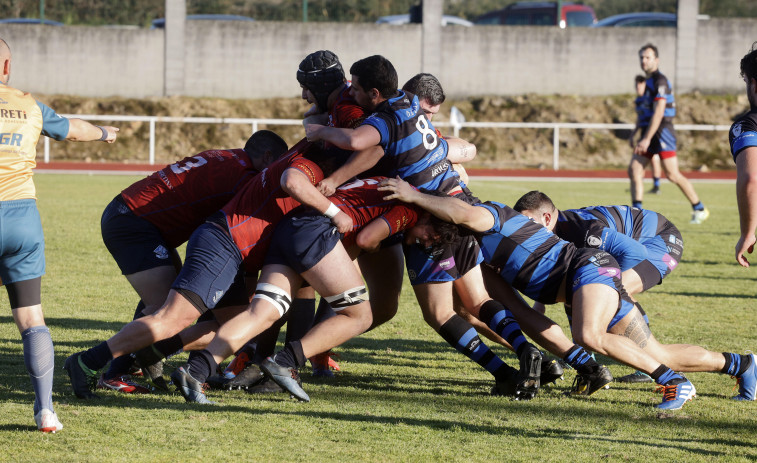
[563,344,598,375]
[22,326,55,414]
[478,300,530,357]
[184,349,217,384]
[439,314,506,378]
[722,352,752,376]
[692,202,705,211]
[653,177,660,188]
[632,201,642,209]
[650,365,684,385]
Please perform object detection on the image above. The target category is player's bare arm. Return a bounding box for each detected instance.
[445,137,477,164]
[736,147,757,267]
[317,145,384,196]
[378,177,493,232]
[305,123,380,151]
[281,167,353,234]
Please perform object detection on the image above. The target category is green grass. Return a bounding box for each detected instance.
[0,174,755,462]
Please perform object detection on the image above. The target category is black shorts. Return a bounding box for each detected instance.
[265,213,341,274]
[101,195,178,275]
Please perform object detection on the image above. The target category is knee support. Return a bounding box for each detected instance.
[324,285,367,311]
[253,283,292,317]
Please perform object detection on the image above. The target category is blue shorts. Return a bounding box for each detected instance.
[101,195,177,275]
[566,248,631,330]
[0,199,45,284]
[172,219,248,313]
[404,234,484,285]
[636,219,683,287]
[265,213,341,274]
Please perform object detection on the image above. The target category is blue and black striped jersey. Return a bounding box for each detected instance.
[730,109,757,162]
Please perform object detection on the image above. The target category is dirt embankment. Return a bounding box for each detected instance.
[38,92,750,170]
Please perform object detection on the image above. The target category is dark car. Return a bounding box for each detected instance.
[0,18,63,26]
[151,14,255,29]
[474,2,596,28]
[591,12,677,28]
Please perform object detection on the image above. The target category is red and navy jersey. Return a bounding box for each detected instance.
[730,109,757,162]
[222,140,324,273]
[475,201,575,304]
[329,177,420,248]
[362,90,462,195]
[639,70,675,130]
[328,84,366,130]
[120,149,255,248]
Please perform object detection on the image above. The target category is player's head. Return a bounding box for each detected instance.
[634,74,646,96]
[638,43,659,75]
[297,50,346,113]
[349,55,398,109]
[513,190,558,231]
[740,41,757,108]
[402,73,445,121]
[0,38,11,85]
[244,130,288,171]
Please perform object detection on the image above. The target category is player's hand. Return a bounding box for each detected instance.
[735,234,756,267]
[332,211,353,234]
[103,126,119,143]
[634,138,650,156]
[317,178,337,196]
[378,176,416,203]
[305,123,325,142]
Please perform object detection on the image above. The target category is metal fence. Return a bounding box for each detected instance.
[46,114,731,170]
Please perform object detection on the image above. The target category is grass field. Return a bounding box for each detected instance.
[0,173,755,462]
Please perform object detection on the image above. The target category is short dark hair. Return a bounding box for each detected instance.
[244,130,288,161]
[402,73,445,106]
[513,190,556,213]
[635,74,646,84]
[349,55,398,99]
[639,43,658,58]
[740,41,757,83]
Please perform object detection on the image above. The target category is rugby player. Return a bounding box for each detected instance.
[380,177,757,409]
[628,43,709,224]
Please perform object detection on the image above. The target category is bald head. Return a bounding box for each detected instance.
[0,38,10,84]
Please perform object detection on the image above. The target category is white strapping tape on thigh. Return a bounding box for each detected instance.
[324,285,367,311]
[252,283,292,317]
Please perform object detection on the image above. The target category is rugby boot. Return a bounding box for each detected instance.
[616,370,653,384]
[656,379,696,410]
[514,345,541,400]
[246,376,286,394]
[34,409,63,433]
[260,356,310,402]
[63,353,100,399]
[733,353,757,401]
[97,374,150,394]
[171,366,215,405]
[569,365,613,396]
[540,354,564,386]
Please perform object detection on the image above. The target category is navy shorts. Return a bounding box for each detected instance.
[565,248,631,330]
[0,199,45,284]
[634,218,683,289]
[265,213,341,274]
[647,125,677,159]
[101,195,176,275]
[172,219,248,313]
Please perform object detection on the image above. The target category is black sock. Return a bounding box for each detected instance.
[185,349,217,384]
[152,334,185,358]
[285,298,316,344]
[650,364,684,385]
[274,340,307,369]
[80,341,113,372]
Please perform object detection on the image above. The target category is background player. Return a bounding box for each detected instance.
[628,43,708,224]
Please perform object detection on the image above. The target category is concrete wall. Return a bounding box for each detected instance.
[2,18,754,99]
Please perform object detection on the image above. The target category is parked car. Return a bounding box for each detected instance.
[0,18,63,26]
[151,14,255,29]
[375,14,473,27]
[474,2,596,28]
[591,12,676,28]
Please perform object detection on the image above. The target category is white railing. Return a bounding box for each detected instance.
[45,114,731,170]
